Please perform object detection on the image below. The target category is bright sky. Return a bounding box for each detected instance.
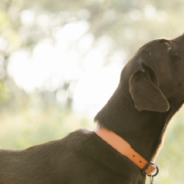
[7,18,125,117]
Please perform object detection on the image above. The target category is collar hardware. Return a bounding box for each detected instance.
[142,162,159,177]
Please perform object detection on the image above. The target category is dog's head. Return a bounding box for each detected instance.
[124,33,184,112]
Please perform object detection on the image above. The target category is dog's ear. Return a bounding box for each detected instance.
[129,69,170,112]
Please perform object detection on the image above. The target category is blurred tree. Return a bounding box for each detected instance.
[0,0,39,109]
[1,0,184,110]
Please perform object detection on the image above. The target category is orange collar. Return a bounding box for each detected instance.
[94,126,158,176]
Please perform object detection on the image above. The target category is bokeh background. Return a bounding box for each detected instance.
[1,0,184,183]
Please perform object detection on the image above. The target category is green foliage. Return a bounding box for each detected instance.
[154,109,184,184]
[144,108,184,184]
[0,81,8,101]
[0,107,95,149]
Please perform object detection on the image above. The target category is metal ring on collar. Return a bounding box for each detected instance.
[142,162,159,177]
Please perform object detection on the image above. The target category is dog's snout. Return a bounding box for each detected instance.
[173,33,184,42]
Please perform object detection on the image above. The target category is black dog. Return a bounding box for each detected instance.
[1,33,184,184]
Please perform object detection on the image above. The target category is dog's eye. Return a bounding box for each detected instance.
[165,42,172,50]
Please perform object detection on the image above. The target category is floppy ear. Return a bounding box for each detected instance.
[129,70,170,112]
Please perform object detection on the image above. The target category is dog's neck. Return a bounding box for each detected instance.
[94,84,181,162]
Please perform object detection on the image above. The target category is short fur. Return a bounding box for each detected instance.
[1,34,184,184]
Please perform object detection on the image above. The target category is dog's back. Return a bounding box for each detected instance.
[0,129,134,184]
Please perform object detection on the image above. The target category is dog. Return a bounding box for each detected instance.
[1,33,184,184]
